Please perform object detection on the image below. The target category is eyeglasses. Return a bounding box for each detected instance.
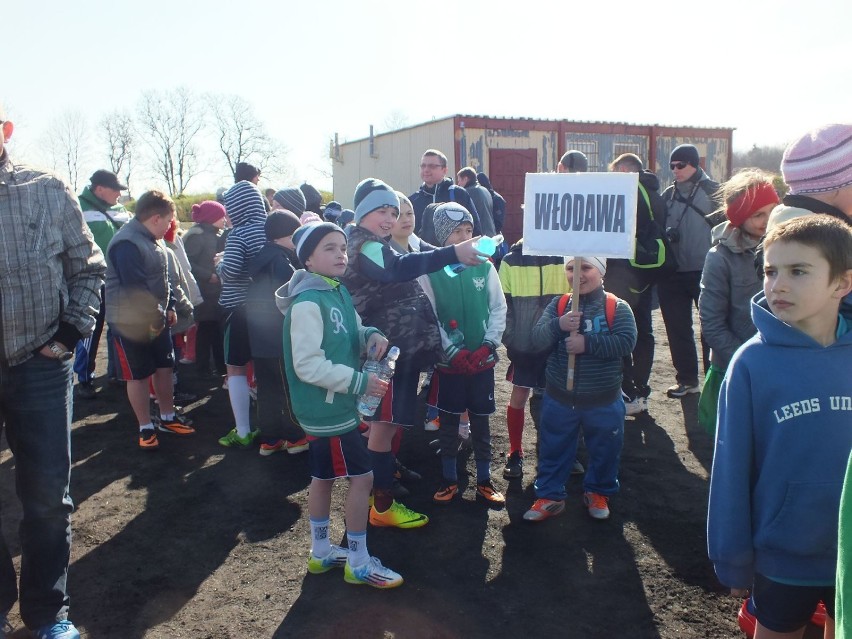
[420,163,445,170]
[670,162,688,170]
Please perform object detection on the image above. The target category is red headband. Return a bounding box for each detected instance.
[726,182,780,228]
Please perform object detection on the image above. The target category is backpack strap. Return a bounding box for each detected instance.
[557,292,617,329]
[604,292,617,329]
[637,183,654,221]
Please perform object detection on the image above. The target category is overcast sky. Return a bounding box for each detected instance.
[5,0,850,195]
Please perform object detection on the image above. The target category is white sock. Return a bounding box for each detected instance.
[139,422,154,432]
[310,517,331,558]
[347,530,368,567]
[227,375,252,437]
[160,411,175,422]
[458,422,470,440]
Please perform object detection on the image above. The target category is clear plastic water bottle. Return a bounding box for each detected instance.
[444,234,503,277]
[357,346,401,417]
[446,319,465,349]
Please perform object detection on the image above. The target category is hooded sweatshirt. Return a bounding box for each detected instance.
[707,294,852,589]
[276,270,381,436]
[698,221,762,369]
[216,185,268,308]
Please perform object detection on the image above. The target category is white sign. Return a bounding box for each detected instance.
[522,172,638,258]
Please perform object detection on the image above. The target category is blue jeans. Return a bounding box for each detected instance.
[534,393,625,501]
[0,354,73,628]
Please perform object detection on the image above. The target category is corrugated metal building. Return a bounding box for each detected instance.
[332,115,734,244]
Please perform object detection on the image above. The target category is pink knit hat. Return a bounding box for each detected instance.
[781,124,852,194]
[191,200,226,224]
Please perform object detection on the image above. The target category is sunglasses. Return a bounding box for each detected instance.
[670,162,688,170]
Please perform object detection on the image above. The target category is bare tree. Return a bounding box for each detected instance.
[137,87,204,196]
[100,109,135,195]
[382,109,410,133]
[208,93,289,183]
[43,110,89,191]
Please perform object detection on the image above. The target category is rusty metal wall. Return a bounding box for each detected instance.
[459,127,559,174]
[335,118,733,207]
[563,133,649,172]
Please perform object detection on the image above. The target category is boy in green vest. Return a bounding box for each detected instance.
[419,203,508,505]
[276,222,403,589]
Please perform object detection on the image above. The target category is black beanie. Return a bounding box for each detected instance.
[300,183,323,213]
[265,210,301,241]
[670,144,700,168]
[293,222,345,265]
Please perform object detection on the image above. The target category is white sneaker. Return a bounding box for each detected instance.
[344,556,403,588]
[424,416,440,431]
[307,544,349,574]
[625,397,647,416]
[458,422,470,440]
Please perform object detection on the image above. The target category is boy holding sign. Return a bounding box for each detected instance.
[524,257,636,521]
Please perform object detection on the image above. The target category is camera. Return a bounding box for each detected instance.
[665,227,680,243]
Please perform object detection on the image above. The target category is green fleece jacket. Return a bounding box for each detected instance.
[276,270,382,437]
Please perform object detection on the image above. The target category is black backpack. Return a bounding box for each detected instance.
[629,183,678,279]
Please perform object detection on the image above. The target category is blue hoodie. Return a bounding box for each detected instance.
[217,181,268,308]
[707,293,852,589]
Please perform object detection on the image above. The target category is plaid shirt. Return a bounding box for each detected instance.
[0,152,106,365]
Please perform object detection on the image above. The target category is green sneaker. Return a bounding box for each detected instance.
[307,545,349,574]
[369,500,429,528]
[218,428,258,448]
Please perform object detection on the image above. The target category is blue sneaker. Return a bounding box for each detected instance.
[35,620,80,639]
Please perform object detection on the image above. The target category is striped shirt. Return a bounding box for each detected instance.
[0,153,106,365]
[531,286,636,408]
[216,181,268,309]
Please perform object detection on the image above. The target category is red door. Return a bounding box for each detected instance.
[488,149,537,246]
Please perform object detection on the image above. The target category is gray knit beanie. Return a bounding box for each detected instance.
[432,202,473,247]
[273,187,307,215]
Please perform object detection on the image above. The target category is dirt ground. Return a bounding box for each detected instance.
[0,311,822,638]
